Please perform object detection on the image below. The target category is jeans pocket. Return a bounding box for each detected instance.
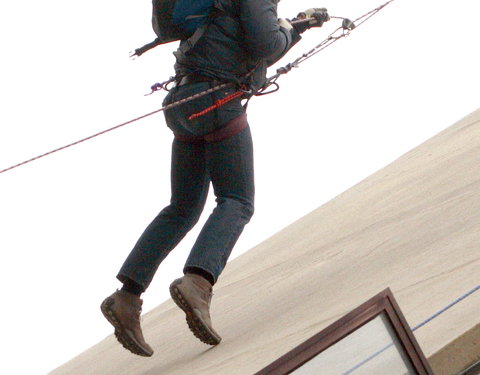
[164,82,219,136]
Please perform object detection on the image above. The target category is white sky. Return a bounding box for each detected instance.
[0,0,479,373]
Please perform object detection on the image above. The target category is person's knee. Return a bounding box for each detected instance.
[217,196,254,222]
[161,200,205,226]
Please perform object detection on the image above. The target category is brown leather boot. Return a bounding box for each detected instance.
[100,290,154,357]
[169,273,222,345]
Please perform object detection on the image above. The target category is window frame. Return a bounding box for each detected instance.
[254,288,434,375]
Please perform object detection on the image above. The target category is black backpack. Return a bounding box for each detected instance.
[133,0,222,57]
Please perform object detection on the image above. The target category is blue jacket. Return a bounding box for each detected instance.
[173,0,301,90]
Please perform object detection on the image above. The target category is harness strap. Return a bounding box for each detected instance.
[175,113,248,143]
[132,38,163,58]
[133,6,226,58]
[173,8,225,60]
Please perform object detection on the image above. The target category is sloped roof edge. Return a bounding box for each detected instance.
[51,108,480,375]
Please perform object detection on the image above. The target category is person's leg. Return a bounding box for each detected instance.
[102,138,210,356]
[170,122,254,346]
[117,139,210,291]
[185,124,255,283]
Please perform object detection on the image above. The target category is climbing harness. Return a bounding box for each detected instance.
[144,15,358,115]
[0,0,396,175]
[146,1,393,112]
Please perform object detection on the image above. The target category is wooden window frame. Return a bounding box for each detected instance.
[254,288,434,375]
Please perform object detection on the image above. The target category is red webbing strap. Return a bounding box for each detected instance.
[174,113,248,144]
[188,89,245,120]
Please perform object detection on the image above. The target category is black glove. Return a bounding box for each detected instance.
[292,8,330,34]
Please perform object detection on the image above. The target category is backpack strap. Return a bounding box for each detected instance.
[132,37,163,58]
[173,7,224,61]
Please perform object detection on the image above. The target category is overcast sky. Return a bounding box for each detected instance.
[1,0,479,374]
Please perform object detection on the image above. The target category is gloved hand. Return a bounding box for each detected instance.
[278,18,294,31]
[293,8,330,33]
[298,8,330,26]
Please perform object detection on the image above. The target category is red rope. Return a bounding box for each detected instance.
[188,89,245,120]
[0,82,231,175]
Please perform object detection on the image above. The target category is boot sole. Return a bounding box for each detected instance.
[169,283,221,346]
[100,297,153,357]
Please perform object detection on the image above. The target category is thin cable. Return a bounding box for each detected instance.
[341,343,394,375]
[411,284,480,331]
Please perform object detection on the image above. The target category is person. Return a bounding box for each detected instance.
[101,0,329,357]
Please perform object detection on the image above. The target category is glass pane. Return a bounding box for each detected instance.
[290,313,417,375]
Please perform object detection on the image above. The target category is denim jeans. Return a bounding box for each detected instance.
[117,82,254,289]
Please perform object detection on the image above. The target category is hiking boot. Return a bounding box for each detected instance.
[100,290,154,357]
[169,273,222,345]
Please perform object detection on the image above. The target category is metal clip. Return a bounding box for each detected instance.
[240,85,253,95]
[144,77,176,96]
[342,18,356,31]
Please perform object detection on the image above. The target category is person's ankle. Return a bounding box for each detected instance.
[121,278,144,296]
[184,267,215,286]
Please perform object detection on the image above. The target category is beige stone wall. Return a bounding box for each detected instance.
[51,108,480,375]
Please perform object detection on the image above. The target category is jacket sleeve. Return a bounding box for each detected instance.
[240,0,301,64]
